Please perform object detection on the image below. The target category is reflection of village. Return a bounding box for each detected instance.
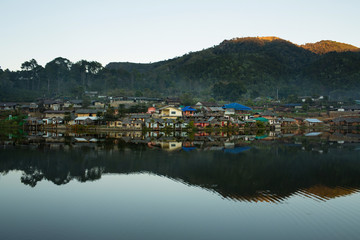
[3,129,360,154]
[1,130,360,204]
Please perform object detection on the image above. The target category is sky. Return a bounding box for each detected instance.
[0,0,359,71]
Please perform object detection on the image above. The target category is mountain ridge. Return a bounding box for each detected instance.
[107,36,360,69]
[105,36,360,100]
[1,36,360,101]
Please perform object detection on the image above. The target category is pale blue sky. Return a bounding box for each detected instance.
[0,0,359,70]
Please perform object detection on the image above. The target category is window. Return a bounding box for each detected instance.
[171,111,176,115]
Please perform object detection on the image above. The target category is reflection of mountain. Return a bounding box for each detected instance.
[1,142,360,203]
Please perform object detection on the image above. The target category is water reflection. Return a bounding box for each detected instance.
[1,130,360,203]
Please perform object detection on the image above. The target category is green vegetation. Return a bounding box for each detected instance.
[1,37,360,102]
[0,112,26,129]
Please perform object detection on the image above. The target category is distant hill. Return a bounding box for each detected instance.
[107,37,360,100]
[1,37,360,101]
[300,40,359,54]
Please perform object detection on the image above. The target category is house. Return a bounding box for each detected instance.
[145,118,165,130]
[207,117,222,127]
[182,106,196,116]
[29,102,39,111]
[304,118,323,126]
[174,120,189,129]
[75,109,101,118]
[281,103,302,111]
[223,103,251,114]
[64,100,83,109]
[118,118,132,129]
[261,111,278,125]
[229,118,245,127]
[110,97,135,107]
[195,102,220,109]
[159,106,182,119]
[44,110,67,119]
[108,120,123,128]
[164,119,176,128]
[129,114,151,122]
[107,118,143,129]
[43,100,63,110]
[280,118,297,127]
[223,103,252,120]
[25,117,43,126]
[133,120,143,129]
[159,141,182,151]
[330,117,360,127]
[147,107,156,114]
[74,109,101,125]
[202,106,225,117]
[0,102,19,111]
[342,105,360,112]
[75,117,98,125]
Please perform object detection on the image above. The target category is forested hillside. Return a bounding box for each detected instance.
[1,37,360,101]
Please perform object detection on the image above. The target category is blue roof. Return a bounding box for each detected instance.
[223,103,252,111]
[182,146,196,152]
[283,103,302,107]
[223,146,251,154]
[182,106,196,112]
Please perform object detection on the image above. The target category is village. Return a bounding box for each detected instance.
[1,94,360,132]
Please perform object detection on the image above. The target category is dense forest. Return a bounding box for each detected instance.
[1,37,360,102]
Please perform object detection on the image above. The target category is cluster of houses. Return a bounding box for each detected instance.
[2,96,360,130]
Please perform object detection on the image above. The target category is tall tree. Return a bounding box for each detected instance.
[45,57,72,95]
[20,59,43,91]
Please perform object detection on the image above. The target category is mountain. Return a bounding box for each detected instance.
[107,37,360,100]
[1,37,360,101]
[300,40,359,55]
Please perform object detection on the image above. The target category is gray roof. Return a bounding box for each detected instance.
[75,109,100,114]
[197,102,220,107]
[332,117,360,123]
[121,118,132,124]
[281,118,296,122]
[207,117,215,122]
[262,111,277,117]
[165,119,175,123]
[69,100,83,104]
[130,114,151,118]
[145,118,164,123]
[0,102,19,107]
[343,105,360,110]
[44,110,67,114]
[305,118,323,123]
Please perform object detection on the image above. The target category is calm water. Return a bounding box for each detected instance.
[1,131,360,239]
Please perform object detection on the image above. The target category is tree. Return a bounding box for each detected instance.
[64,113,72,124]
[20,59,43,91]
[74,60,103,89]
[212,82,246,101]
[135,90,143,97]
[82,97,91,108]
[45,57,72,95]
[180,93,195,106]
[103,107,117,121]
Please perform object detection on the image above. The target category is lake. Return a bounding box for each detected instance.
[1,130,360,239]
